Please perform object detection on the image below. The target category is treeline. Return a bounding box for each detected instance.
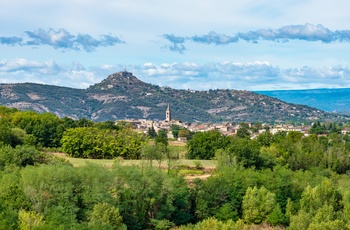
[0,106,146,159]
[186,127,350,174]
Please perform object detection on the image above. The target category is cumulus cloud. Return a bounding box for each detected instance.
[0,59,103,88]
[0,28,124,51]
[130,62,350,90]
[1,58,350,90]
[162,23,350,53]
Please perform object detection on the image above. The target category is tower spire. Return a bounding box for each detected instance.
[166,104,171,122]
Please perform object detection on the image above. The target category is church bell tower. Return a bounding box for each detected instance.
[166,104,171,122]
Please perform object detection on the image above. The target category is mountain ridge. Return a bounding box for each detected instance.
[0,71,346,123]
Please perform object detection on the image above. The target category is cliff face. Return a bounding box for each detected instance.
[0,72,345,122]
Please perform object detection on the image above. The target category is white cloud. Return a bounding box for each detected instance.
[1,58,350,91]
[0,28,124,52]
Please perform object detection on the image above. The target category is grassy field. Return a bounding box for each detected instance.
[51,141,217,169]
[64,157,217,169]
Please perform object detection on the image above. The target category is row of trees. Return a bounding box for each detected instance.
[186,129,350,174]
[0,106,147,159]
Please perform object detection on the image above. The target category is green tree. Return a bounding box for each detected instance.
[147,126,157,138]
[242,186,277,224]
[21,164,80,216]
[299,179,341,215]
[0,166,30,229]
[178,129,191,139]
[112,165,191,230]
[0,119,14,146]
[0,145,41,170]
[116,128,146,159]
[186,130,228,159]
[61,127,105,158]
[89,203,125,230]
[61,127,139,159]
[170,124,182,138]
[236,123,250,139]
[227,138,263,169]
[94,120,121,131]
[155,129,168,146]
[18,209,45,230]
[267,204,286,226]
[141,142,164,168]
[75,163,115,221]
[11,111,63,147]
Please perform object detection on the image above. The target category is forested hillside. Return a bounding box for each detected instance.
[1,106,350,229]
[0,71,346,123]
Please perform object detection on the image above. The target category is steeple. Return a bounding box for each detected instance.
[166,104,171,122]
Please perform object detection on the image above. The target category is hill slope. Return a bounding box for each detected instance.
[0,71,345,122]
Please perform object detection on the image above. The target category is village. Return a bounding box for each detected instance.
[120,105,350,141]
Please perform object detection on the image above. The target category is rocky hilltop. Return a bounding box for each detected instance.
[0,71,345,122]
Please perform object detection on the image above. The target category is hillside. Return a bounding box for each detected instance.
[0,71,346,122]
[258,88,350,115]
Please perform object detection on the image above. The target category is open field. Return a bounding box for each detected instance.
[60,156,216,169]
[50,140,216,169]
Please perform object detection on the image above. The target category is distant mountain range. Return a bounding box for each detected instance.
[257,88,350,115]
[0,71,347,123]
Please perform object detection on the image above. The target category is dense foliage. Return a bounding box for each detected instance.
[186,128,350,173]
[61,127,145,159]
[2,106,350,229]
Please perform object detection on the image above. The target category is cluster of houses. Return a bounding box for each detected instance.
[119,105,350,142]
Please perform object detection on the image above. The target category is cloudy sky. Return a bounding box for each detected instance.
[1,0,350,90]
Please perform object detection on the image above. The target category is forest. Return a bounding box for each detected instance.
[1,105,350,229]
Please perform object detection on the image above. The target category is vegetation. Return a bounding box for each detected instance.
[1,106,350,229]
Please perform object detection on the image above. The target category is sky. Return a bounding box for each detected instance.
[1,0,350,91]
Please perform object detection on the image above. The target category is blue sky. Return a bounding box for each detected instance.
[1,0,350,90]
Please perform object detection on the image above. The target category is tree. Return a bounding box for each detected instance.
[21,164,80,215]
[0,119,14,146]
[111,165,191,230]
[89,203,125,230]
[18,209,45,230]
[256,131,274,147]
[75,163,115,221]
[178,129,191,139]
[61,127,145,159]
[10,127,36,147]
[155,130,168,146]
[147,126,157,138]
[242,186,277,224]
[141,143,164,168]
[236,123,250,139]
[186,130,228,159]
[61,127,114,158]
[11,111,63,147]
[0,145,41,170]
[227,138,263,169]
[0,165,30,229]
[94,120,121,131]
[267,204,287,226]
[170,124,182,138]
